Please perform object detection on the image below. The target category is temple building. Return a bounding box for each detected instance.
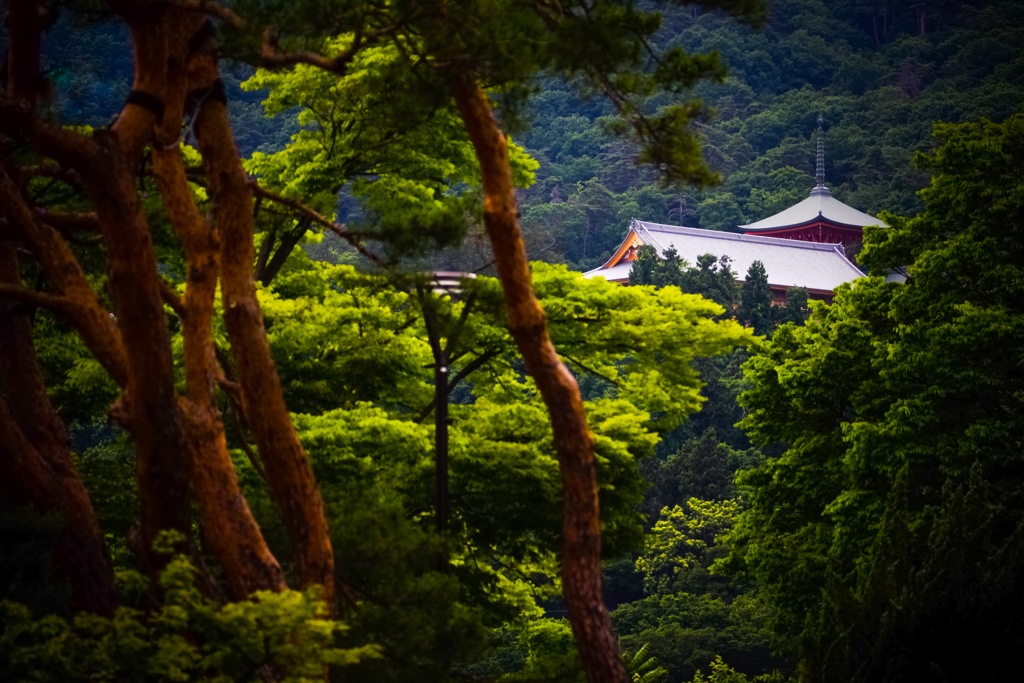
[584,115,878,301]
[739,115,885,251]
[583,219,864,302]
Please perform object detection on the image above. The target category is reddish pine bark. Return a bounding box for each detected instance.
[153,144,288,598]
[0,166,128,385]
[1,1,309,606]
[86,124,193,572]
[144,11,287,600]
[448,73,626,683]
[0,242,117,616]
[190,46,336,609]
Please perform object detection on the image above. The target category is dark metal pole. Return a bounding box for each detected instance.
[420,287,449,540]
[434,355,449,536]
[418,273,475,560]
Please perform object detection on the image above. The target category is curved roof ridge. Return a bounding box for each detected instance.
[739,187,884,232]
[634,220,850,252]
[586,219,865,291]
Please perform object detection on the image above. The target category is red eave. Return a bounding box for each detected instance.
[742,218,865,237]
[599,227,644,269]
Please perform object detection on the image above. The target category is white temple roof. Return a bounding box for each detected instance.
[740,186,884,231]
[584,219,865,293]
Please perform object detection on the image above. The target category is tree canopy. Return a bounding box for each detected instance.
[724,113,1024,682]
[0,2,764,681]
[5,1,1024,681]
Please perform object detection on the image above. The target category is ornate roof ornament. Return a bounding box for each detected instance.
[738,114,886,245]
[816,113,826,188]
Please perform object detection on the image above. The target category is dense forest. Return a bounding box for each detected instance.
[1,1,1022,682]
[515,0,1024,269]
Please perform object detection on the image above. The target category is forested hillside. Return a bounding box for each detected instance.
[35,1,1024,273]
[515,0,1024,269]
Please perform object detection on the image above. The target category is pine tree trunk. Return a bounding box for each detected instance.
[448,73,626,683]
[191,47,336,610]
[0,243,118,616]
[152,142,288,599]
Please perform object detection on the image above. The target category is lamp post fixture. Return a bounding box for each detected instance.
[417,271,476,538]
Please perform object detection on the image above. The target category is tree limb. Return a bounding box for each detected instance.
[561,354,620,387]
[260,26,363,72]
[37,209,101,234]
[159,278,186,317]
[249,181,389,269]
[0,164,128,386]
[448,70,626,683]
[0,282,70,313]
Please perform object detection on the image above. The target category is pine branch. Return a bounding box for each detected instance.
[248,181,389,268]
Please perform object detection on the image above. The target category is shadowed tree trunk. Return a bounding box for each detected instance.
[448,71,626,683]
[0,241,117,616]
[190,37,337,609]
[0,0,335,612]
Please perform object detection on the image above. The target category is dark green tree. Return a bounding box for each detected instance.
[628,245,664,287]
[680,254,739,311]
[772,286,809,327]
[651,429,737,509]
[696,192,746,233]
[615,493,783,682]
[657,248,689,289]
[736,261,773,336]
[724,114,1024,682]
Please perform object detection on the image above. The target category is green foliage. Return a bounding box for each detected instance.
[771,287,809,328]
[498,618,586,683]
[228,2,770,284]
[697,193,746,233]
[612,590,780,683]
[260,263,433,413]
[261,258,752,433]
[75,430,139,570]
[686,656,794,683]
[725,114,1024,681]
[290,405,493,682]
[237,257,750,679]
[33,312,120,426]
[628,245,666,287]
[742,167,810,220]
[615,473,783,683]
[627,246,740,315]
[519,179,623,268]
[637,498,741,596]
[680,254,740,312]
[655,350,754,457]
[529,263,752,430]
[0,549,377,682]
[242,38,539,260]
[736,261,773,336]
[624,643,669,683]
[662,428,740,506]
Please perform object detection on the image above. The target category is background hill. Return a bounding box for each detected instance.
[10,3,1024,681]
[513,0,1024,270]
[35,1,1024,274]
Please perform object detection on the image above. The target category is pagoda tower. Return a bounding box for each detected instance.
[739,114,883,252]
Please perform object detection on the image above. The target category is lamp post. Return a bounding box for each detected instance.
[417,271,476,538]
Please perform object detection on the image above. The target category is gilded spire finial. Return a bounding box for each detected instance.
[816,113,825,188]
